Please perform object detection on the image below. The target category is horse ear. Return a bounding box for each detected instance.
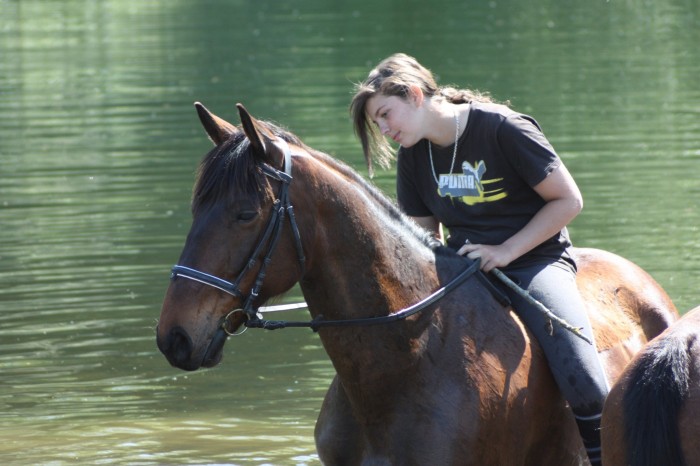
[236,103,279,166]
[194,102,238,145]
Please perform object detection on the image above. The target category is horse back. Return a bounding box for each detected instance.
[572,247,680,381]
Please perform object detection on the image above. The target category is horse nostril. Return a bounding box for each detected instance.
[161,326,193,368]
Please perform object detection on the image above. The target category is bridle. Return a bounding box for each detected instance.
[170,138,306,333]
[169,137,492,336]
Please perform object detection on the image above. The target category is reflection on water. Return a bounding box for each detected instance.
[1,0,699,464]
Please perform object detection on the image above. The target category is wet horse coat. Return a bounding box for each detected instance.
[157,103,679,465]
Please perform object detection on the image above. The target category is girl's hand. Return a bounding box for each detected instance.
[457,242,514,272]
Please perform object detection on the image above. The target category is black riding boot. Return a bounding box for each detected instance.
[575,413,602,466]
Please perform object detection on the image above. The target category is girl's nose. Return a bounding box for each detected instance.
[379,121,390,136]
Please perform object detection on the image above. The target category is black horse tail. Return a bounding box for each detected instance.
[623,334,691,466]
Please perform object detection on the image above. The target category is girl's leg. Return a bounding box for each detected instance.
[503,263,608,465]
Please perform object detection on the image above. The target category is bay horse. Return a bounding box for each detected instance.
[601,305,700,466]
[157,102,679,465]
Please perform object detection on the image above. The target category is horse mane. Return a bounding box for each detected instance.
[305,148,442,251]
[622,334,690,466]
[192,119,442,252]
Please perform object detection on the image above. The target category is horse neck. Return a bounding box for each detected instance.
[291,156,498,417]
[296,156,442,320]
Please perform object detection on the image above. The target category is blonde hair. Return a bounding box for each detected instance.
[350,53,496,174]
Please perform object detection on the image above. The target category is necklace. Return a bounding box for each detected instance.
[429,108,461,185]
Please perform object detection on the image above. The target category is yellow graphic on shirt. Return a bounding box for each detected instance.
[436,160,507,205]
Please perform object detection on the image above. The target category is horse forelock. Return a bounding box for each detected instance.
[191,121,303,215]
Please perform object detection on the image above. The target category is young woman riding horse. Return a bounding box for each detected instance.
[157,101,678,465]
[351,52,609,464]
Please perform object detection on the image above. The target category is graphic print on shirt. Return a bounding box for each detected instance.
[436,160,507,206]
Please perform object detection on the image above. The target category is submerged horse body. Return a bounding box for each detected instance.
[601,305,700,466]
[157,103,679,465]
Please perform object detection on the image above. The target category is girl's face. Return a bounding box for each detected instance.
[366,92,424,148]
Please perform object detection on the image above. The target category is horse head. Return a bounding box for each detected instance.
[157,103,308,371]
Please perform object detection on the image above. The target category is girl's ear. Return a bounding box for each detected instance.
[408,84,425,107]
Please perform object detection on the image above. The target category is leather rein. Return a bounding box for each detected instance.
[169,138,483,335]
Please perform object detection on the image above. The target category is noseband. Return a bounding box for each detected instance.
[170,138,306,333]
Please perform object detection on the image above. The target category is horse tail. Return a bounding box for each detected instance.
[623,334,691,466]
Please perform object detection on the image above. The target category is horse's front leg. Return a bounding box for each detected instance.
[315,375,366,465]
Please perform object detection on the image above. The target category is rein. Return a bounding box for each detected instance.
[246,258,482,331]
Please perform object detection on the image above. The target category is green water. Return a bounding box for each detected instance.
[1,0,699,464]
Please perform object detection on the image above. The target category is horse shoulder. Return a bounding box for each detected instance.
[436,286,580,464]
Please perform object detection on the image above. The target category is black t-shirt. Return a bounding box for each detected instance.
[397,101,574,269]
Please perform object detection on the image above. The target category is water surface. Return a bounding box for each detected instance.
[1,0,699,464]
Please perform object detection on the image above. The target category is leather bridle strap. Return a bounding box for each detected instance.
[245,258,482,331]
[169,265,243,297]
[170,138,305,320]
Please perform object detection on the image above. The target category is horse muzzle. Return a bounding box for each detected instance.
[156,325,226,371]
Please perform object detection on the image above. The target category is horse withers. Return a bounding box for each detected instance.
[602,305,700,466]
[157,102,679,465]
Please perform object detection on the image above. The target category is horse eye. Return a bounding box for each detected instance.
[236,210,258,222]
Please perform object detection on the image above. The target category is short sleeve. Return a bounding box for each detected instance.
[496,114,561,187]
